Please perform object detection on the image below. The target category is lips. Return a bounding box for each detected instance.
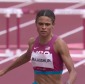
[40,31,47,35]
[41,31,46,32]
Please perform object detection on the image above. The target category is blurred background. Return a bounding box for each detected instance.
[0,0,85,84]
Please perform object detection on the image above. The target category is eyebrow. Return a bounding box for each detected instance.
[38,22,51,25]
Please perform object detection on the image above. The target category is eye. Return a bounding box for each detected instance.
[38,22,43,26]
[38,22,51,26]
[45,23,51,26]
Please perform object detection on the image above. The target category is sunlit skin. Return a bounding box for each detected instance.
[34,16,63,84]
[36,16,54,44]
[0,13,76,84]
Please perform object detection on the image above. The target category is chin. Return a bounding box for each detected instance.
[40,34,47,37]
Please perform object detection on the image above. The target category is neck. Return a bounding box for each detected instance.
[39,34,53,44]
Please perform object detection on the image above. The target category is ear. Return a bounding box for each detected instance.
[52,20,55,25]
[53,22,55,25]
[52,22,55,28]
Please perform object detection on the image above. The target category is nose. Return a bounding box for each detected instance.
[42,24,46,29]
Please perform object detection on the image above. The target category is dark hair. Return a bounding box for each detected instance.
[35,9,55,24]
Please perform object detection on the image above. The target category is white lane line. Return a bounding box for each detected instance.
[0,50,26,64]
[35,0,85,3]
[65,3,85,9]
[0,20,35,35]
[71,53,85,58]
[0,3,84,36]
[0,53,85,58]
[9,1,35,8]
[63,59,85,74]
[0,51,85,64]
[0,23,83,38]
[0,3,85,64]
[59,26,83,38]
[0,52,85,76]
[7,0,35,8]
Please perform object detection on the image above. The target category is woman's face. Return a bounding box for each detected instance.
[36,16,54,37]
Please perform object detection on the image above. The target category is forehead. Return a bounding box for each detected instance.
[37,16,52,22]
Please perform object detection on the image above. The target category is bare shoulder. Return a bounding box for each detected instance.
[55,37,67,46]
[27,37,36,51]
[28,37,35,45]
[54,37,69,53]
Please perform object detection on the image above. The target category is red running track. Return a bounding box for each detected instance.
[0,2,85,84]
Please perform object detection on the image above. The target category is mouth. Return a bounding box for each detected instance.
[41,31,47,32]
[40,31,47,34]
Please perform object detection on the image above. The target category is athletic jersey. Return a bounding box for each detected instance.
[31,35,63,74]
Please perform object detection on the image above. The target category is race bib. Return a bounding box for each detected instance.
[31,51,54,69]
